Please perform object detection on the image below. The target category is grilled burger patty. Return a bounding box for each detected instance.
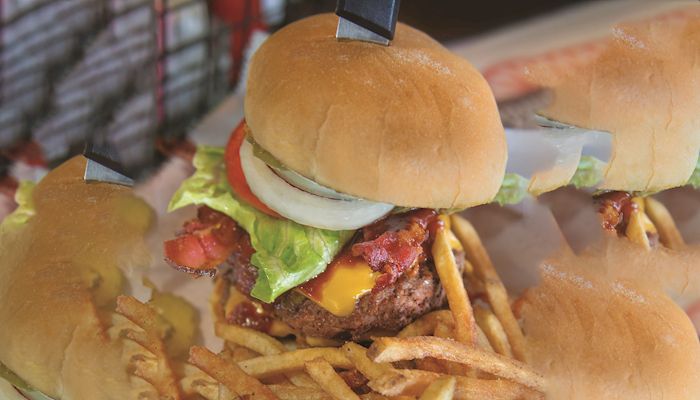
[225,252,463,340]
[219,208,464,339]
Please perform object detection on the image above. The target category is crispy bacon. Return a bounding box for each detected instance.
[352,209,441,291]
[595,191,637,235]
[164,206,243,276]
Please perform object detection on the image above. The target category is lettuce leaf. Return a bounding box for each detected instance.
[493,173,529,205]
[0,181,36,234]
[688,157,700,189]
[569,155,605,189]
[168,146,354,303]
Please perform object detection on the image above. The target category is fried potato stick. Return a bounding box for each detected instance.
[238,348,352,379]
[645,197,685,249]
[305,358,361,400]
[450,215,527,361]
[189,346,278,400]
[433,228,477,346]
[368,336,545,392]
[418,376,456,400]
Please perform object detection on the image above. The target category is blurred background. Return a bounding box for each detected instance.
[0,0,591,179]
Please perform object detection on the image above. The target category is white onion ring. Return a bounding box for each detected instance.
[239,140,394,230]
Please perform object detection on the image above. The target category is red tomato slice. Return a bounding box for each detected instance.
[225,121,280,218]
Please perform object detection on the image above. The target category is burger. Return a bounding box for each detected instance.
[164,13,507,340]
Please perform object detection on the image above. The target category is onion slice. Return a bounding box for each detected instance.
[239,140,394,230]
[270,165,359,201]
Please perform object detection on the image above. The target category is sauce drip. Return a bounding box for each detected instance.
[228,301,273,333]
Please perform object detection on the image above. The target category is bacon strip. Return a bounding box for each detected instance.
[596,191,636,234]
[164,207,243,276]
[352,209,441,291]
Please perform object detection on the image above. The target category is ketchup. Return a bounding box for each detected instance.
[228,302,272,333]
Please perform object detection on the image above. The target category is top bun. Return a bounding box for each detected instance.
[245,14,506,209]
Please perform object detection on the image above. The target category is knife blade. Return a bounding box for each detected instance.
[83,142,134,186]
[335,0,400,45]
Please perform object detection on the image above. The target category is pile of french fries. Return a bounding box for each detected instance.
[113,215,545,399]
[111,199,684,399]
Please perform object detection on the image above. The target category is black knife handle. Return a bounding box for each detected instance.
[336,0,400,40]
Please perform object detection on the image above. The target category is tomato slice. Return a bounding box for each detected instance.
[225,121,280,217]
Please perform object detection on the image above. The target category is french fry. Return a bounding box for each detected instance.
[450,215,527,362]
[360,393,415,400]
[433,227,477,346]
[189,346,278,399]
[239,348,353,379]
[397,310,452,338]
[180,363,234,400]
[226,342,261,362]
[433,310,494,352]
[368,336,545,392]
[474,304,512,357]
[268,384,334,400]
[418,376,456,400]
[341,342,396,381]
[625,200,652,249]
[431,321,470,375]
[369,369,538,400]
[216,322,287,355]
[218,324,318,388]
[305,357,361,400]
[645,197,685,249]
[433,319,454,339]
[305,336,345,348]
[415,357,447,373]
[113,296,183,400]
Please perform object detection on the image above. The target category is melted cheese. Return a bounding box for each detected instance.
[298,258,380,317]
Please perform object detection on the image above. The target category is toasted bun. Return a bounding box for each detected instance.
[0,157,154,399]
[245,14,506,209]
[529,8,700,192]
[519,248,700,399]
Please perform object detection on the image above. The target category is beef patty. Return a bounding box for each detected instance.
[222,208,464,339]
[224,251,463,340]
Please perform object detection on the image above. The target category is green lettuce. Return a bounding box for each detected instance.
[688,157,700,189]
[493,173,529,205]
[168,146,354,303]
[0,181,36,234]
[569,155,605,189]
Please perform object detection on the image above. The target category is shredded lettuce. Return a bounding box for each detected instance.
[493,173,529,205]
[0,181,36,233]
[688,157,700,189]
[168,146,353,303]
[569,155,605,189]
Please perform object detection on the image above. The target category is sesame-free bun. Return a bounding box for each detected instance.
[245,14,506,209]
[519,246,700,399]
